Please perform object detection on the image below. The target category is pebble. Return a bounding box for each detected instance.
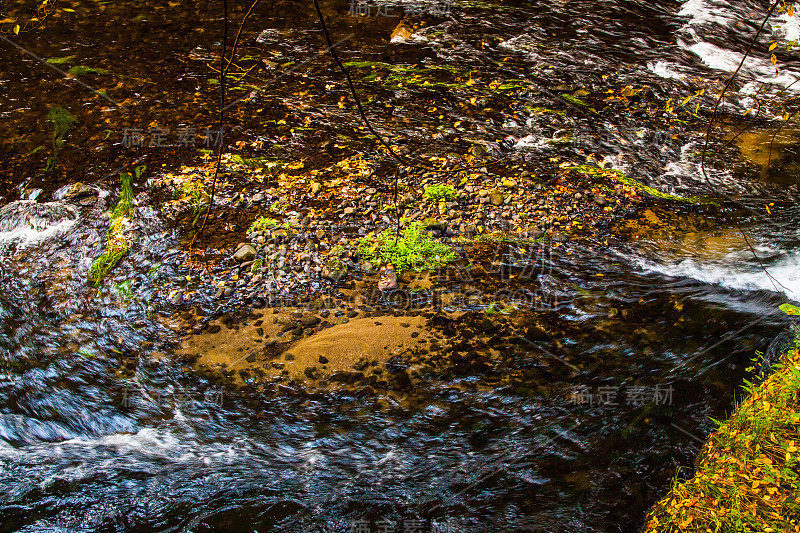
[234,245,257,262]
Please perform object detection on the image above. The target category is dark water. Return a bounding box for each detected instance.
[1,0,799,531]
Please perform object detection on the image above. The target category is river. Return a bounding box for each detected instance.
[0,0,798,531]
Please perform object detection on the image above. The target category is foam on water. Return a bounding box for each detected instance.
[0,217,78,250]
[634,250,800,297]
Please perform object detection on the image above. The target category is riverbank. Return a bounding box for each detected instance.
[643,331,800,532]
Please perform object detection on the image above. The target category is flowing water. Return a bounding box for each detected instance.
[0,0,799,531]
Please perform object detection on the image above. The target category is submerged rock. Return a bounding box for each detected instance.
[64,182,98,201]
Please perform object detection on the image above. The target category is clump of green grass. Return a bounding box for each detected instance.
[181,180,208,226]
[248,216,280,233]
[230,154,285,173]
[357,222,456,272]
[88,166,144,286]
[423,184,457,202]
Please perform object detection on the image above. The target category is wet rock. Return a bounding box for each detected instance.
[470,145,488,158]
[234,244,257,262]
[322,262,347,282]
[64,182,97,201]
[525,325,549,341]
[489,190,504,206]
[300,315,320,327]
[329,371,364,384]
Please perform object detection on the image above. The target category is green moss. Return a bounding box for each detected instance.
[572,165,718,205]
[88,167,144,286]
[560,93,598,114]
[343,61,469,90]
[423,184,456,201]
[526,105,567,116]
[358,222,456,273]
[68,65,109,76]
[46,55,76,65]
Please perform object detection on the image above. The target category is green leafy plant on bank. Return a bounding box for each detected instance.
[88,165,144,286]
[643,332,800,532]
[248,216,280,233]
[181,179,208,226]
[423,184,457,202]
[357,222,456,272]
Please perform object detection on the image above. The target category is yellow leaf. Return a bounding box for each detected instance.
[771,53,777,65]
[62,7,75,12]
[790,5,795,17]
[13,24,19,34]
[682,95,692,105]
[769,42,778,51]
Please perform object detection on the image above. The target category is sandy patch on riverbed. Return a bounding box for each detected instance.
[179,313,429,383]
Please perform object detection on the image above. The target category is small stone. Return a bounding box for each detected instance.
[470,145,488,158]
[64,182,97,201]
[490,190,504,206]
[234,244,257,262]
[285,353,295,361]
[300,315,320,327]
[319,355,329,364]
[594,194,607,207]
[311,182,322,194]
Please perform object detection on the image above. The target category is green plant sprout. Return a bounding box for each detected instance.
[423,184,457,202]
[248,216,280,233]
[357,222,456,272]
